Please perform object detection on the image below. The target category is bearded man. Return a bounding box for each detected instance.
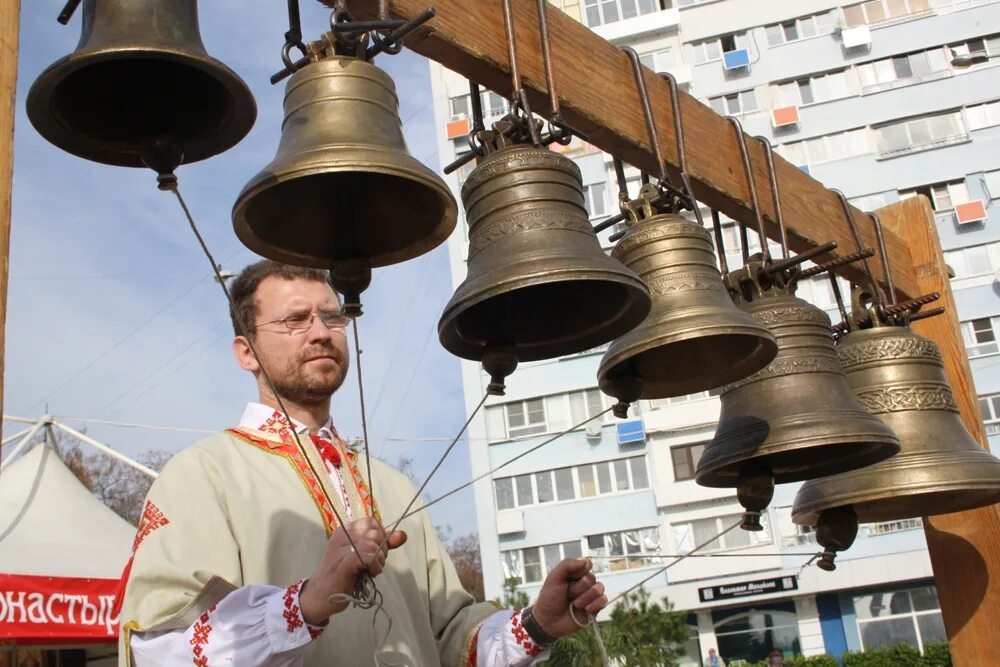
[116,260,608,666]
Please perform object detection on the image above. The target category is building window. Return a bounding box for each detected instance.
[449,90,508,121]
[494,455,650,509]
[715,610,802,664]
[670,442,706,481]
[874,111,967,158]
[506,398,547,438]
[980,393,1000,435]
[764,11,837,46]
[690,33,748,65]
[843,0,931,28]
[648,387,721,409]
[708,89,758,116]
[502,540,584,584]
[586,526,662,573]
[773,70,852,107]
[854,585,946,652]
[639,48,675,72]
[949,33,1000,63]
[581,0,666,28]
[944,243,1000,279]
[856,47,951,90]
[865,518,924,536]
[584,181,609,219]
[965,99,1000,131]
[961,316,1000,356]
[850,192,890,211]
[673,513,771,552]
[778,127,871,167]
[899,179,969,211]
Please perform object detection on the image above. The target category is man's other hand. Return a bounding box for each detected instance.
[530,558,607,639]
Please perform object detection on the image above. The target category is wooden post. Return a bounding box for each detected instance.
[327,0,918,298]
[877,196,1000,666]
[0,0,21,449]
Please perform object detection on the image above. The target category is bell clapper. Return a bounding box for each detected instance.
[140,140,185,191]
[814,507,859,572]
[328,262,372,318]
[736,460,775,532]
[482,344,519,397]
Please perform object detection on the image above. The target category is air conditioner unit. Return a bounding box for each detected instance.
[585,421,603,438]
[722,48,750,71]
[771,105,800,128]
[841,25,872,50]
[955,199,988,225]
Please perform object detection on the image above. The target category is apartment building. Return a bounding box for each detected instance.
[428,1,1000,663]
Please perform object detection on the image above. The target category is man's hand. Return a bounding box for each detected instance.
[299,517,407,624]
[530,558,607,639]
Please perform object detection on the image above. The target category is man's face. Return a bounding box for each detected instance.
[239,276,349,405]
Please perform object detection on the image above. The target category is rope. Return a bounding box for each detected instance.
[352,317,375,505]
[570,604,609,667]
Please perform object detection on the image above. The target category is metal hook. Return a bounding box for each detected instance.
[659,72,706,228]
[622,47,667,184]
[755,136,789,261]
[501,0,541,146]
[711,209,730,275]
[869,212,897,307]
[831,189,885,312]
[536,0,569,142]
[727,117,769,266]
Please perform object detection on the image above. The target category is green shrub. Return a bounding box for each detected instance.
[919,642,952,667]
[844,643,923,667]
[744,655,838,667]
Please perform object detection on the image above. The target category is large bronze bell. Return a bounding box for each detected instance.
[792,321,1000,569]
[697,266,900,496]
[27,0,256,169]
[438,140,651,373]
[598,187,777,404]
[233,54,456,272]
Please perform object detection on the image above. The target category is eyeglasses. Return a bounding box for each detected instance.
[255,310,350,334]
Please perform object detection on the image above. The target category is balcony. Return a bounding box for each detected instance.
[591,6,680,43]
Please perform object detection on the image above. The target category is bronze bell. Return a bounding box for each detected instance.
[598,187,777,405]
[27,0,256,169]
[438,141,651,377]
[233,54,456,272]
[697,267,900,499]
[792,321,1000,569]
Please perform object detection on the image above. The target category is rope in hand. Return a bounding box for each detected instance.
[569,603,610,667]
[351,317,376,507]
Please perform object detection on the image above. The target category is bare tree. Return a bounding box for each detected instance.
[447,532,485,602]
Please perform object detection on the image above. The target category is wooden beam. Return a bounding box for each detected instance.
[877,195,1000,667]
[0,0,20,450]
[327,0,918,299]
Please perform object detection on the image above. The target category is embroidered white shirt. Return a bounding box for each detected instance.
[129,404,550,666]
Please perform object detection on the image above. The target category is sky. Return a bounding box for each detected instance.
[5,2,479,536]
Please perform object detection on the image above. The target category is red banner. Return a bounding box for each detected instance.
[0,574,119,643]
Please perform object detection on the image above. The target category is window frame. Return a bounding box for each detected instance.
[853,585,945,653]
[670,442,707,481]
[961,316,1000,357]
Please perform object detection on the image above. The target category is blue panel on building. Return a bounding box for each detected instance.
[616,419,646,444]
[817,593,848,662]
[798,164,810,175]
[722,48,750,70]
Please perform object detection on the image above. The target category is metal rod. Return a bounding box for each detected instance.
[501,0,523,102]
[755,136,789,260]
[0,417,45,472]
[536,0,560,118]
[832,188,885,312]
[796,248,874,279]
[711,209,730,275]
[738,219,751,265]
[728,117,769,265]
[469,80,485,133]
[829,273,851,330]
[765,241,839,276]
[365,7,435,59]
[613,158,629,196]
[286,0,303,43]
[57,0,81,24]
[335,18,407,32]
[870,212,897,306]
[56,421,159,478]
[661,72,706,227]
[623,47,666,183]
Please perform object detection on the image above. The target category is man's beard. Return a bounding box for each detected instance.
[266,346,349,406]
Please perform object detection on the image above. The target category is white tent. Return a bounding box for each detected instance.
[0,417,140,648]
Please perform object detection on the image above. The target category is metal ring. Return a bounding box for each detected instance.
[281,41,308,72]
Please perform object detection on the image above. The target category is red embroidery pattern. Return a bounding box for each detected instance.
[510,609,544,657]
[467,627,481,666]
[226,428,339,535]
[189,604,216,667]
[257,409,295,440]
[283,581,305,634]
[132,501,170,552]
[341,437,381,523]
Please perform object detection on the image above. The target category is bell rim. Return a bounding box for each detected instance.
[232,157,458,269]
[438,270,652,362]
[26,46,257,168]
[791,449,1000,524]
[695,426,900,488]
[597,326,778,399]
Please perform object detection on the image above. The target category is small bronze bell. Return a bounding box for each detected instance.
[697,264,900,495]
[233,53,456,273]
[792,320,1000,568]
[27,0,256,169]
[598,186,777,404]
[438,139,651,376]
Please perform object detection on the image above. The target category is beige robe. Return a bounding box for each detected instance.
[117,427,497,666]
